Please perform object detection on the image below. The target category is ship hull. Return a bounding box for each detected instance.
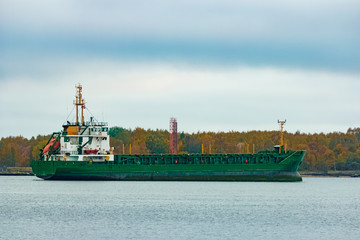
[41,171,301,182]
[32,151,304,182]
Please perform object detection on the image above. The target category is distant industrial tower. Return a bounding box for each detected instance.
[169,117,178,154]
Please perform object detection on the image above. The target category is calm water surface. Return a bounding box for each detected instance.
[0,176,359,240]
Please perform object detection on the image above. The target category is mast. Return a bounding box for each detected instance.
[74,84,85,125]
[278,120,286,146]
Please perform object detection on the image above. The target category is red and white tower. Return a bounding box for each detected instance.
[169,117,178,154]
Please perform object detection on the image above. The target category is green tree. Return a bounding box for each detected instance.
[109,127,131,144]
[181,135,201,153]
[32,140,48,160]
[145,131,168,154]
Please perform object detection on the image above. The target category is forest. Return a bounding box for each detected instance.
[1,127,360,172]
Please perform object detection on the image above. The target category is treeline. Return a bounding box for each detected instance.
[1,127,360,171]
[0,135,49,170]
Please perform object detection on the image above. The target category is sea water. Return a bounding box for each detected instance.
[0,176,359,240]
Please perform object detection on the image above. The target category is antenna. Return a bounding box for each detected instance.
[278,120,286,146]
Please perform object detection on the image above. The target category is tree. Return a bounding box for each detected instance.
[32,140,48,160]
[181,134,201,153]
[131,128,148,154]
[109,127,131,144]
[145,131,168,154]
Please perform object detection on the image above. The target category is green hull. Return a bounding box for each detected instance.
[32,150,305,182]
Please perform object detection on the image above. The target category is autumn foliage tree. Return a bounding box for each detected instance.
[0,136,31,167]
[1,127,360,171]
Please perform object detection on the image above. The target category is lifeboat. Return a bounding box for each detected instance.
[43,139,60,154]
[84,149,99,154]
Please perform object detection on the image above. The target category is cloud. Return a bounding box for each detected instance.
[1,0,359,73]
[1,36,359,74]
[0,1,359,137]
[1,58,359,137]
[1,0,358,42]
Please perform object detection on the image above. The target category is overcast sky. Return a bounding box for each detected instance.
[0,0,359,138]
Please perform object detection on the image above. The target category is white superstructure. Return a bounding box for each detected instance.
[42,85,114,162]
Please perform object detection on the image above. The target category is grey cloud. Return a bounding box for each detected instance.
[1,0,360,137]
[1,0,358,43]
[1,0,359,74]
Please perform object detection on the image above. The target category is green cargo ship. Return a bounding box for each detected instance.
[31,85,305,181]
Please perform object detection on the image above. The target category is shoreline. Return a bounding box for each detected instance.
[0,167,33,176]
[299,171,360,178]
[0,173,34,176]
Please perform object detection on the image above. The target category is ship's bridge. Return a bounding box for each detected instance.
[64,121,108,127]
